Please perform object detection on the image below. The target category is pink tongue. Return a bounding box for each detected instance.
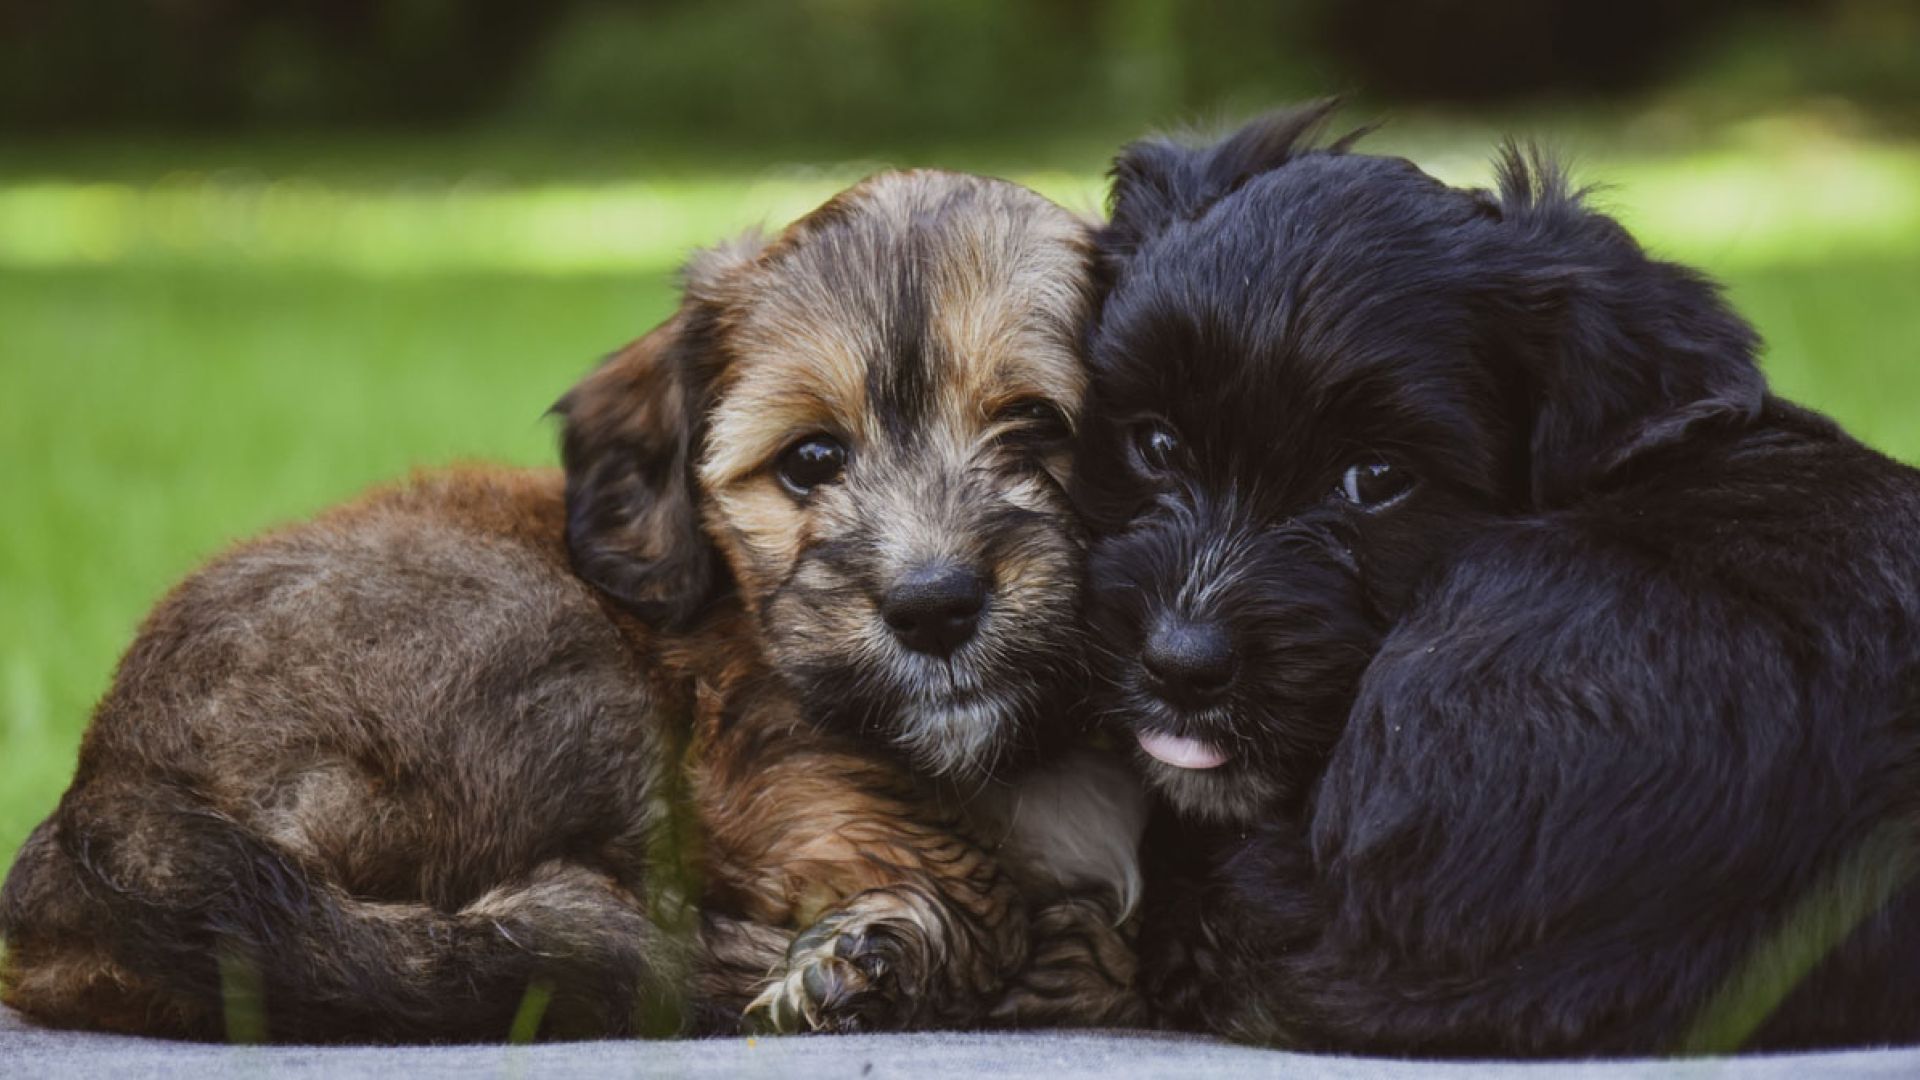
[1137,731,1229,770]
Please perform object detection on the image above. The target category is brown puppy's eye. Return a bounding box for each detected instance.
[1131,421,1182,475]
[777,435,848,496]
[1337,460,1415,509]
[994,398,1069,447]
[996,398,1067,428]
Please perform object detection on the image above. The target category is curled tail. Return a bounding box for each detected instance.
[2,786,693,1043]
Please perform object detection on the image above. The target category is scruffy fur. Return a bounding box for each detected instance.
[0,170,1145,1042]
[1078,104,1920,1055]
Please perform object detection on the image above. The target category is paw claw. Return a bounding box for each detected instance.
[740,922,909,1033]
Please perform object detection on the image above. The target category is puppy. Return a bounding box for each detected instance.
[1077,103,1920,1055]
[0,170,1145,1042]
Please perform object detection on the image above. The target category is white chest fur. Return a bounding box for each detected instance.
[957,747,1149,918]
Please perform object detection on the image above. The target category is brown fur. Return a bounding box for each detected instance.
[1,470,690,1040]
[0,171,1142,1042]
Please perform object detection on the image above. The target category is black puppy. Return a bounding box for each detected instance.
[1078,102,1920,1056]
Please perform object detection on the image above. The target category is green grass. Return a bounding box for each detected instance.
[1678,821,1916,1054]
[0,263,678,858]
[2,133,1919,876]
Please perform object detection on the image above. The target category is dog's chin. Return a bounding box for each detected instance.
[790,647,1058,781]
[873,624,1082,780]
[1121,699,1284,825]
[893,689,1023,779]
[1140,754,1282,825]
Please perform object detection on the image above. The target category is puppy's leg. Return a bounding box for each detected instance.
[760,890,1146,1033]
[747,883,971,1033]
[986,893,1144,1028]
[946,747,1148,1028]
[7,781,694,1042]
[691,912,792,1031]
[1,817,208,1037]
[742,848,1021,1034]
[1116,799,1225,1030]
[700,735,1023,1033]
[1136,875,1233,1030]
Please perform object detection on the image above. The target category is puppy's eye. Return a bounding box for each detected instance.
[777,435,848,496]
[1130,421,1182,475]
[993,398,1070,445]
[1337,460,1415,509]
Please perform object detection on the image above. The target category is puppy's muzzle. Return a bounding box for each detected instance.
[1141,616,1236,709]
[882,562,988,659]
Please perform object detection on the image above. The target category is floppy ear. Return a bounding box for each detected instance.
[553,238,759,628]
[1493,146,1767,507]
[1102,99,1349,262]
[554,314,721,628]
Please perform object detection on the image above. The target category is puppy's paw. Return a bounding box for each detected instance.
[742,918,911,1034]
[1138,887,1225,1029]
[989,894,1144,1028]
[1141,931,1216,1028]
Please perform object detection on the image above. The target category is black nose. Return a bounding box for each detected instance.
[1142,618,1235,707]
[882,564,987,658]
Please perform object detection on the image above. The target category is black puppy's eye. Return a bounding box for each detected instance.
[1337,460,1415,509]
[777,434,848,496]
[1131,421,1182,475]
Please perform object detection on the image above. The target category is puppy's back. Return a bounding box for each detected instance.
[1298,402,1920,1055]
[1,468,693,1040]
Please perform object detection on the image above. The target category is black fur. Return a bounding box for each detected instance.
[1080,104,1920,1055]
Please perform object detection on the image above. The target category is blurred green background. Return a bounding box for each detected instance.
[2,0,1918,869]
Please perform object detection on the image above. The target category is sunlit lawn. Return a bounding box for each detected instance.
[2,131,1919,867]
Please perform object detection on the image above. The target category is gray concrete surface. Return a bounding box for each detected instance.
[7,1005,1920,1079]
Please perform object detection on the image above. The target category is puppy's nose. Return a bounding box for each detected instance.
[882,564,987,658]
[1142,618,1235,707]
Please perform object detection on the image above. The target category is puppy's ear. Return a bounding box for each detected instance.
[553,238,758,627]
[1103,99,1346,260]
[1495,146,1766,506]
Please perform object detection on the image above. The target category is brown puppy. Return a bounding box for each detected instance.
[0,171,1144,1042]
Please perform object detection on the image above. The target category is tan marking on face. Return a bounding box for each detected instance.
[928,195,1092,442]
[705,482,810,604]
[700,323,874,490]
